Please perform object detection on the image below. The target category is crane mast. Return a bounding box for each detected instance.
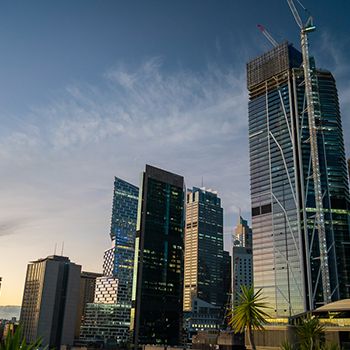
[287,0,331,304]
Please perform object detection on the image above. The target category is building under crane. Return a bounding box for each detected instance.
[247,1,350,317]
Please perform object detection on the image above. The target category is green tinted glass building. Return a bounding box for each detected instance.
[130,165,185,347]
[247,42,350,317]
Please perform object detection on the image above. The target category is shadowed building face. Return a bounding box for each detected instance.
[131,165,185,347]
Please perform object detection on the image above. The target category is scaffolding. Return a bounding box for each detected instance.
[247,42,303,90]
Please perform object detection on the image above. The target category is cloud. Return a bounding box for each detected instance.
[0,57,250,304]
[0,58,250,208]
[0,219,27,237]
[315,30,350,156]
[317,31,349,77]
[34,58,246,150]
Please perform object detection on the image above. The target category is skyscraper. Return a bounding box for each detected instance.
[183,188,224,308]
[110,177,139,309]
[231,246,253,304]
[20,255,81,348]
[232,216,253,304]
[247,42,350,317]
[183,187,225,336]
[80,177,138,345]
[234,215,252,249]
[131,165,185,347]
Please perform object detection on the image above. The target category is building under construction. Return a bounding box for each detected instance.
[247,41,350,317]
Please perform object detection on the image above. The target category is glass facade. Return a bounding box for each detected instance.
[247,42,350,318]
[295,67,350,306]
[80,177,139,345]
[110,177,139,305]
[131,165,185,347]
[183,188,224,314]
[81,303,132,346]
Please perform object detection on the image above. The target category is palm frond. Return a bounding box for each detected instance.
[228,285,270,334]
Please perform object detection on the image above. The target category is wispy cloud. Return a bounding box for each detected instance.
[0,57,249,304]
[0,220,21,237]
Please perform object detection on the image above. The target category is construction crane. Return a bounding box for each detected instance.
[257,24,278,48]
[287,0,332,305]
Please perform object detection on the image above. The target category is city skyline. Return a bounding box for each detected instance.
[1,0,350,307]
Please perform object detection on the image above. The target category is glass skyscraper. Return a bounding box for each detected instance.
[247,42,350,318]
[80,177,139,345]
[110,177,139,305]
[130,165,185,347]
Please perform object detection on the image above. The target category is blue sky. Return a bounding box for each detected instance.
[1,0,350,306]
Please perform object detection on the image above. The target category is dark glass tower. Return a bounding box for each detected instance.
[247,42,350,317]
[130,165,185,347]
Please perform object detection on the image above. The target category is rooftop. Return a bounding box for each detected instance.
[314,299,350,313]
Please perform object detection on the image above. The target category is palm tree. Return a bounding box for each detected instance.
[296,315,324,350]
[228,285,270,350]
[0,326,43,350]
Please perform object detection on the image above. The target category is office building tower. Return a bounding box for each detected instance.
[232,246,253,302]
[183,187,224,336]
[183,187,224,309]
[232,216,253,303]
[247,42,350,318]
[131,165,185,347]
[80,177,139,345]
[80,273,127,347]
[234,216,252,248]
[110,178,139,283]
[20,255,81,348]
[75,271,102,339]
